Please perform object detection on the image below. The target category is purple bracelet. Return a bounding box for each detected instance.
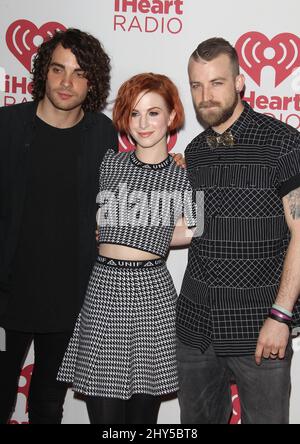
[270,308,292,321]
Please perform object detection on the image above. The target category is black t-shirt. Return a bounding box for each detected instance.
[3,115,83,332]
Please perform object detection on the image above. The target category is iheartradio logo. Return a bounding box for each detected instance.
[118,131,178,152]
[113,0,184,34]
[235,32,300,87]
[114,0,183,14]
[6,20,66,72]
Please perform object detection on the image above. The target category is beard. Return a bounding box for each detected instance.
[196,93,238,127]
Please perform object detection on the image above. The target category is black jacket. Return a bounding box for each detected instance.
[0,101,118,327]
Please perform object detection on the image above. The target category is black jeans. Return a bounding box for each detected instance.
[0,329,71,424]
[86,394,161,424]
[177,340,292,424]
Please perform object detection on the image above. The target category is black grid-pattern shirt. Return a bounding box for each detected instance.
[177,102,300,356]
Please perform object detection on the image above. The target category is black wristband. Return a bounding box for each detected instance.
[269,312,291,327]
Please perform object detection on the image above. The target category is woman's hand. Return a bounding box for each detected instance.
[170,152,186,168]
[170,217,195,247]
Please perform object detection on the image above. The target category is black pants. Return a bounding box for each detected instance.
[0,329,71,424]
[86,395,161,424]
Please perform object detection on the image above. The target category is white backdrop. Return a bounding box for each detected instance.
[1,0,300,424]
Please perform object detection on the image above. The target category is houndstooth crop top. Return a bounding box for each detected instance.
[96,149,196,258]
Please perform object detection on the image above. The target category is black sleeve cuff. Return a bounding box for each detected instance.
[278,173,300,198]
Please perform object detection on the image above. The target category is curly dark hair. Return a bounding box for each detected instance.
[31,28,111,112]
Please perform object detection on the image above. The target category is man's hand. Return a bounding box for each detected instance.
[171,152,186,168]
[255,317,290,365]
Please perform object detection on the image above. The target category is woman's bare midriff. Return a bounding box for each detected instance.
[99,243,161,261]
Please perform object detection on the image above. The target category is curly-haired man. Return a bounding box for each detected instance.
[0,28,117,424]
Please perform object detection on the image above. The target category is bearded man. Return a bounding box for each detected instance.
[176,37,300,424]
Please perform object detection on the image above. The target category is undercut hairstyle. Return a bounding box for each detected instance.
[112,72,185,133]
[31,28,111,111]
[191,37,240,76]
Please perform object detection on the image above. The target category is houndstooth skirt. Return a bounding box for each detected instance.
[57,256,178,399]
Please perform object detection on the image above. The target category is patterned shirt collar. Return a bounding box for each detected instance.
[130,151,173,170]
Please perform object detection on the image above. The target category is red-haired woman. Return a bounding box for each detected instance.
[58,73,196,424]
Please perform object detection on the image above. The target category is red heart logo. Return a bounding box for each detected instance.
[6,20,66,72]
[230,384,241,424]
[235,32,300,87]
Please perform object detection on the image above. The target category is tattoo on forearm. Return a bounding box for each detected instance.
[287,187,300,220]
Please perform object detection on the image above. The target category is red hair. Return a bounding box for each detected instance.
[113,73,184,133]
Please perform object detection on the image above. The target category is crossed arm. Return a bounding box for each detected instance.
[255,186,300,364]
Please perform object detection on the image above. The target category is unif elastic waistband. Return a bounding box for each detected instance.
[97,255,165,268]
